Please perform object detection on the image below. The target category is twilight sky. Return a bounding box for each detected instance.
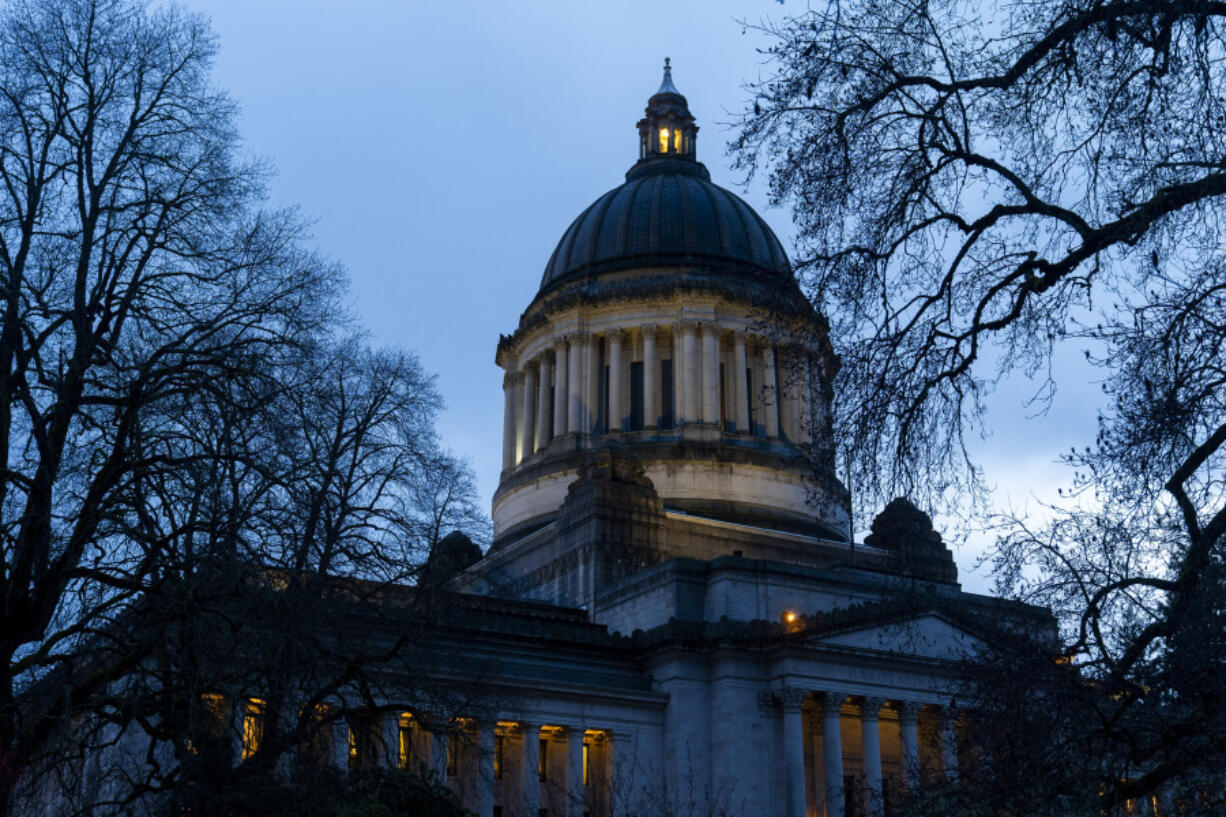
[188,0,1098,593]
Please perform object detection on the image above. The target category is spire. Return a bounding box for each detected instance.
[656,57,681,96]
[635,58,699,163]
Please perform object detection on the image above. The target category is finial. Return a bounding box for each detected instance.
[656,57,680,96]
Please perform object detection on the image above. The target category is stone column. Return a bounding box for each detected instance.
[584,335,600,434]
[608,329,625,432]
[681,321,698,425]
[782,689,807,817]
[536,351,552,451]
[553,341,568,437]
[501,372,517,470]
[898,702,921,790]
[474,722,495,817]
[701,322,720,425]
[520,362,537,463]
[568,333,585,435]
[567,726,585,817]
[332,717,351,770]
[520,723,539,817]
[861,698,886,817]
[382,711,401,769]
[732,332,749,433]
[642,325,658,429]
[430,728,449,781]
[762,344,780,439]
[822,693,845,817]
[941,708,958,779]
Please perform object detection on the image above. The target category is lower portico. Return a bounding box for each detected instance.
[771,691,958,817]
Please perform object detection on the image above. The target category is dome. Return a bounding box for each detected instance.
[537,59,791,296]
[540,160,792,293]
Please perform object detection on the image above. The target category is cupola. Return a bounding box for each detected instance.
[636,58,698,161]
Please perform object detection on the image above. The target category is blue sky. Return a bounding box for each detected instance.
[190,0,1099,593]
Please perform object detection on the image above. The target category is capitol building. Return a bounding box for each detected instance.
[406,62,1049,817]
[46,62,1052,817]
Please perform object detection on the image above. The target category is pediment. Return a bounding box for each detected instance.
[813,611,985,661]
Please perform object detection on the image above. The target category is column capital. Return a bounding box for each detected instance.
[542,348,556,363]
[505,371,525,387]
[570,330,591,344]
[607,328,626,344]
[818,691,846,714]
[522,358,540,375]
[780,687,809,713]
[860,696,888,720]
[679,318,701,332]
[896,700,923,722]
[640,323,658,339]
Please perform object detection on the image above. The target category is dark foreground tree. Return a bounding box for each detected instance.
[0,1,488,814]
[736,1,1226,813]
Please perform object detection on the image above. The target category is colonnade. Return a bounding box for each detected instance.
[356,713,612,817]
[779,690,958,817]
[502,322,825,470]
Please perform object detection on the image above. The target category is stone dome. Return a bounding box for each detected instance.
[539,158,792,294]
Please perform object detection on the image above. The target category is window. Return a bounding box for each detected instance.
[582,739,591,786]
[673,128,682,153]
[658,127,669,153]
[494,734,504,780]
[660,360,674,429]
[719,362,728,431]
[629,361,644,431]
[398,714,414,770]
[241,698,265,760]
[539,737,548,781]
[745,366,754,434]
[347,726,359,769]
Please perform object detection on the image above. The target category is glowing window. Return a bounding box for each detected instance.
[583,740,591,785]
[658,127,670,153]
[241,698,265,760]
[494,734,504,780]
[539,737,548,781]
[673,129,682,153]
[398,714,414,770]
[347,726,359,769]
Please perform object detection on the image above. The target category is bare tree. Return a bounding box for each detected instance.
[0,1,490,814]
[736,1,1226,812]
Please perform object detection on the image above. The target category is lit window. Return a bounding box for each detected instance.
[673,129,681,153]
[349,725,361,769]
[539,737,548,781]
[583,740,591,786]
[398,714,414,770]
[494,734,504,780]
[241,698,265,760]
[658,127,670,153]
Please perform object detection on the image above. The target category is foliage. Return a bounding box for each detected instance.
[174,767,471,817]
[736,0,1226,811]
